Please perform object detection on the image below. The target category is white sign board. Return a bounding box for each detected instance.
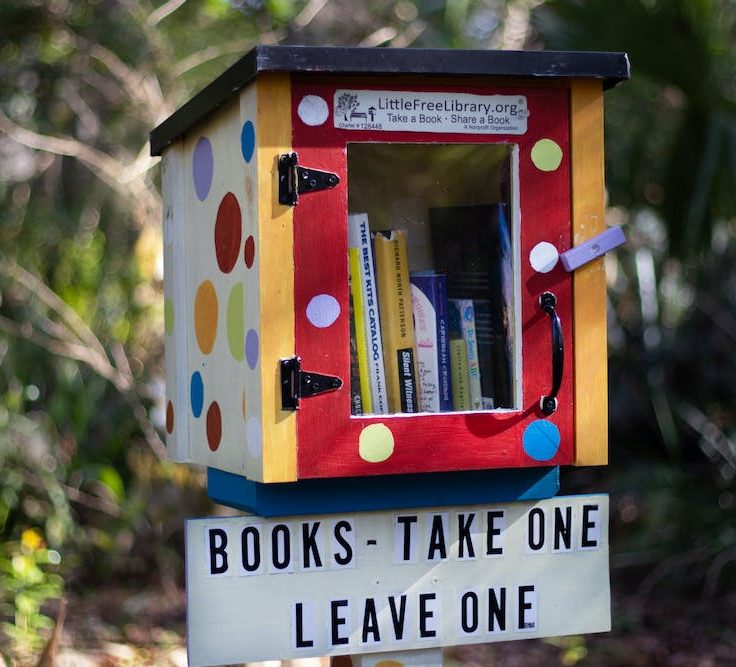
[185,495,610,666]
[333,90,528,134]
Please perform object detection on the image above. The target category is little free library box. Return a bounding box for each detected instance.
[151,45,628,665]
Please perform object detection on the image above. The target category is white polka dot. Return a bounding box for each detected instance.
[306,294,340,328]
[529,241,559,273]
[298,95,329,126]
[246,416,262,459]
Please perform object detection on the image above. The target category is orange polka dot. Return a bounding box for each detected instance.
[194,280,218,354]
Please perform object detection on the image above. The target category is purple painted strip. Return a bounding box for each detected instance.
[561,226,626,271]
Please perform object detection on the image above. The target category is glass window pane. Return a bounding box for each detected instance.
[347,143,518,416]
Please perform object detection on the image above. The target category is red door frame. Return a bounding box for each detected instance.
[291,77,573,479]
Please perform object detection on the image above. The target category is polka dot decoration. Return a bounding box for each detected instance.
[246,416,262,459]
[375,662,405,667]
[523,420,561,461]
[297,95,329,126]
[194,280,218,354]
[244,235,255,269]
[240,120,255,163]
[306,294,341,328]
[531,139,563,172]
[206,402,222,451]
[165,401,174,434]
[529,241,559,273]
[190,371,204,418]
[215,192,242,274]
[192,137,213,201]
[359,423,395,463]
[245,329,259,370]
[226,283,245,362]
[164,298,174,335]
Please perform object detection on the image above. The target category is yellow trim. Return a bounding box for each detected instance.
[256,72,297,482]
[570,79,608,466]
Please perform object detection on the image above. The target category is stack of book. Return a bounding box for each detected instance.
[348,204,513,416]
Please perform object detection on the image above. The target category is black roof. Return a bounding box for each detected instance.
[150,45,630,156]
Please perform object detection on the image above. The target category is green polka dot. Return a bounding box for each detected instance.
[531,139,563,172]
[359,423,394,463]
[164,298,174,335]
[226,283,244,361]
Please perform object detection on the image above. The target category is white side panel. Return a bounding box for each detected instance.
[185,495,611,665]
[162,142,190,462]
[177,85,261,476]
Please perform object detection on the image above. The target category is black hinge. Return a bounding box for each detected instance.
[278,152,340,206]
[280,357,342,410]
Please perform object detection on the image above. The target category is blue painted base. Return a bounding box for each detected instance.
[207,467,560,517]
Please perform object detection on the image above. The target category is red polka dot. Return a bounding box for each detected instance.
[166,401,174,434]
[215,193,242,274]
[244,235,255,268]
[206,402,222,451]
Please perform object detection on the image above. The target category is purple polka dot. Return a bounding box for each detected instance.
[245,329,259,370]
[193,137,213,201]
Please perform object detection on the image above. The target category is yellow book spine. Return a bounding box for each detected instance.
[374,229,419,414]
[348,247,373,414]
[450,337,471,411]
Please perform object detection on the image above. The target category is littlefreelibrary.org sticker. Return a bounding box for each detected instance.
[333,90,528,135]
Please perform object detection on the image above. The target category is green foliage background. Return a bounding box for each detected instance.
[1,0,735,661]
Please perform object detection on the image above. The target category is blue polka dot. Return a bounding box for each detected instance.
[523,420,561,461]
[241,121,255,163]
[191,372,204,418]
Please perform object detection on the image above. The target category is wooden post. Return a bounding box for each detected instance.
[331,648,443,667]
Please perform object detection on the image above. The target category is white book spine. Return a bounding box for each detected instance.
[411,283,440,412]
[348,213,389,414]
[453,299,482,410]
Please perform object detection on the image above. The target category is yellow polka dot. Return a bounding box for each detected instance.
[359,424,394,463]
[194,280,218,354]
[375,661,405,667]
[531,138,563,172]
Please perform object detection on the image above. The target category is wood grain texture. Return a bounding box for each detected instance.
[570,79,608,466]
[256,72,297,482]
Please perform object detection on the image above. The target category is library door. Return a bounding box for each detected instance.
[290,78,573,479]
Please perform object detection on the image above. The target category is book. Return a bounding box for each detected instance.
[348,213,388,414]
[429,203,515,409]
[410,272,453,412]
[450,299,483,410]
[348,247,371,414]
[449,338,471,411]
[373,229,419,414]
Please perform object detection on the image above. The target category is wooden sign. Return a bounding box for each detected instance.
[185,495,610,666]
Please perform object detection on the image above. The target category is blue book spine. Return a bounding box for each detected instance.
[410,273,453,412]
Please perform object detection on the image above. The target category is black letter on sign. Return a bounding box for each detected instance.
[362,598,380,643]
[488,587,506,632]
[427,515,447,560]
[460,591,479,634]
[458,513,476,558]
[518,585,536,630]
[581,504,600,548]
[419,593,437,638]
[388,595,407,641]
[302,522,322,568]
[333,520,353,566]
[272,524,291,570]
[527,508,545,551]
[240,526,261,572]
[294,602,313,648]
[553,506,572,551]
[330,600,350,646]
[208,528,228,575]
[486,510,505,555]
[397,515,418,561]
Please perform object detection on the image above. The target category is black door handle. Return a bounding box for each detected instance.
[539,292,563,416]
